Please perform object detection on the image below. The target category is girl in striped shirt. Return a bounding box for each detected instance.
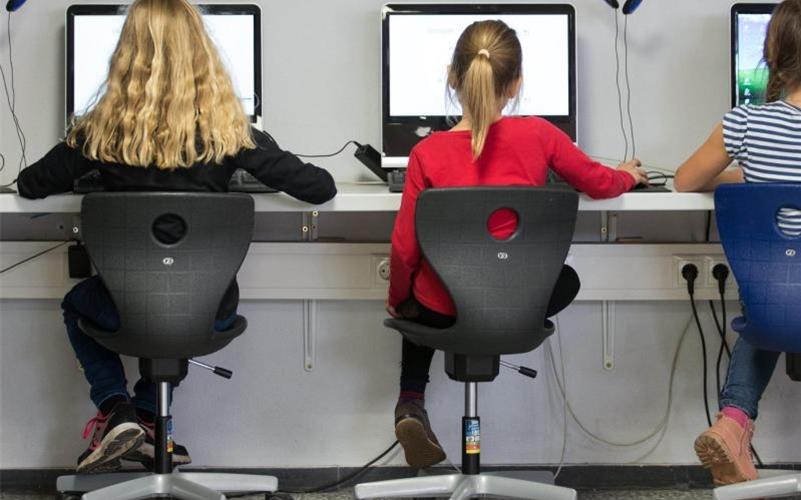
[675,0,801,486]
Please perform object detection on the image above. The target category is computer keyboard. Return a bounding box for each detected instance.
[228,170,277,193]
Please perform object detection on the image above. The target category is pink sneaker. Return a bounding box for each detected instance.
[694,413,758,485]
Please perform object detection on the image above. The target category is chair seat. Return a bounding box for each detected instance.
[384,318,555,356]
[731,316,801,353]
[80,315,248,360]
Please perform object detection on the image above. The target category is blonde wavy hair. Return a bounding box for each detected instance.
[67,0,254,168]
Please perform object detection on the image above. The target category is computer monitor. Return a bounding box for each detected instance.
[66,4,262,123]
[731,3,777,108]
[381,3,576,162]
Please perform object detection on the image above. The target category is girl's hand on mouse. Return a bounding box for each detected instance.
[617,159,649,185]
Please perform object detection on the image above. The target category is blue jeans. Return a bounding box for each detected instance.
[62,276,236,414]
[719,336,781,420]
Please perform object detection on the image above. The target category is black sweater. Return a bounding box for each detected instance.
[17,128,338,320]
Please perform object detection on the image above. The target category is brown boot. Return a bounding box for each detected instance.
[394,400,446,469]
[694,413,758,486]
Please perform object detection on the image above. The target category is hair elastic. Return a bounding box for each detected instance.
[478,49,491,59]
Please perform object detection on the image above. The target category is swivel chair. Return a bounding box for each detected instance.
[355,187,579,500]
[56,193,278,500]
[712,184,801,500]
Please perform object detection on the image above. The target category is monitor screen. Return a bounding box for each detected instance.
[381,4,577,158]
[66,4,261,122]
[732,4,777,107]
[388,14,570,117]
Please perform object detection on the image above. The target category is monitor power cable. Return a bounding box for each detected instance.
[681,263,714,428]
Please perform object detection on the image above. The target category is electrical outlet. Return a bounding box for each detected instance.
[704,256,730,289]
[674,256,704,289]
[373,256,390,284]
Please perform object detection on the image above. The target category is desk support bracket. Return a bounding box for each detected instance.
[303,299,317,372]
[602,301,616,371]
[302,211,320,242]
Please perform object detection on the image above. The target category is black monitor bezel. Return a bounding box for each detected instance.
[381,3,577,149]
[65,3,262,123]
[730,3,777,108]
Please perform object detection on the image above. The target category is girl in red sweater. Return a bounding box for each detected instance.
[387,20,648,469]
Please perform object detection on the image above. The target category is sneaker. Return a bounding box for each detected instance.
[394,399,446,469]
[123,418,192,468]
[76,402,145,474]
[694,413,758,485]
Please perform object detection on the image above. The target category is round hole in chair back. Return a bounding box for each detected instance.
[776,206,801,239]
[152,213,188,246]
[487,208,519,241]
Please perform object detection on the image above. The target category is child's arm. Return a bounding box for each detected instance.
[237,129,337,204]
[674,123,742,192]
[387,151,426,309]
[17,142,93,199]
[543,122,644,198]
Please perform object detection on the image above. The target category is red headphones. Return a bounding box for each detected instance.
[603,0,644,15]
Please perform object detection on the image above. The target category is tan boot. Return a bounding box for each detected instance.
[694,413,758,485]
[394,400,446,469]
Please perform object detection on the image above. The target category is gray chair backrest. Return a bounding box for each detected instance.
[80,192,254,359]
[415,187,578,354]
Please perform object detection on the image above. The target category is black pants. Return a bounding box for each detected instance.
[399,265,581,394]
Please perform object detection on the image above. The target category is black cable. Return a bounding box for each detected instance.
[0,241,71,274]
[277,440,399,494]
[704,212,713,242]
[624,15,636,159]
[613,11,629,161]
[295,140,360,159]
[683,264,713,428]
[690,292,713,428]
[709,300,732,400]
[0,12,28,174]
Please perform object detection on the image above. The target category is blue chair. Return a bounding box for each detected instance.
[713,184,801,500]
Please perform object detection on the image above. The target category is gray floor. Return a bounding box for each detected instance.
[0,491,719,499]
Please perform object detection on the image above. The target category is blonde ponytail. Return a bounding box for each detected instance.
[448,20,522,160]
[462,54,497,158]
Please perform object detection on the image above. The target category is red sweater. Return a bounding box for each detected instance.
[388,117,636,316]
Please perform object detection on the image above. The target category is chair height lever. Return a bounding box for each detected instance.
[499,360,538,379]
[188,359,233,379]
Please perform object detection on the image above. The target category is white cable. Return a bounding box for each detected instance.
[550,318,569,480]
[613,10,629,162]
[624,15,636,159]
[547,315,695,455]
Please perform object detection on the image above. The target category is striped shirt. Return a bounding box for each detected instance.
[723,101,801,236]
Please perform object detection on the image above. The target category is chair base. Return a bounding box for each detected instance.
[713,470,801,500]
[354,472,577,500]
[57,471,278,500]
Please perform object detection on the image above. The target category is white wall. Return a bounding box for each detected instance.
[1,0,799,469]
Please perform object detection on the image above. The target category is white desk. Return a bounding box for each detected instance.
[0,183,714,214]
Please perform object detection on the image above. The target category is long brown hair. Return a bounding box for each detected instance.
[765,0,801,102]
[67,0,254,169]
[448,20,522,159]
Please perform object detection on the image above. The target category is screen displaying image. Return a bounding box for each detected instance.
[388,14,570,118]
[735,13,771,107]
[72,13,256,117]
